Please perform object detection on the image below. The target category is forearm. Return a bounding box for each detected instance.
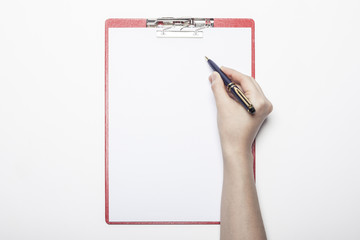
[220,150,266,240]
[209,67,272,239]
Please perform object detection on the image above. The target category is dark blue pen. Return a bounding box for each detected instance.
[205,56,256,114]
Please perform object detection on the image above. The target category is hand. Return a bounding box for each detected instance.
[209,67,272,160]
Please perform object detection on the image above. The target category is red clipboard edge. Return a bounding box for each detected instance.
[105,18,255,225]
[105,18,147,225]
[214,18,256,179]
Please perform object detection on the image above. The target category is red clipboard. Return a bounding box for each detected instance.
[105,18,255,225]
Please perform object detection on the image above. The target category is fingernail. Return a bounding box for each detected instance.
[210,72,218,84]
[209,72,217,84]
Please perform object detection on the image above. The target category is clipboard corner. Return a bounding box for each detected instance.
[105,18,147,29]
[214,18,255,28]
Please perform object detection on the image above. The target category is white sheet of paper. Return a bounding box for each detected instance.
[108,27,251,222]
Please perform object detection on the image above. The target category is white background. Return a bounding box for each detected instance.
[1,0,360,239]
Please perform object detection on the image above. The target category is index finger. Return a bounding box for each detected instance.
[220,66,259,93]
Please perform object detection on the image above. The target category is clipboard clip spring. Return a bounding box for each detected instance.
[147,17,214,38]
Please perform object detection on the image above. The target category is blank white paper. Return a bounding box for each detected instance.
[108,27,251,222]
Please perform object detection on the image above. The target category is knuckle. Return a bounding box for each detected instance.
[256,98,273,114]
[267,101,273,113]
[257,99,266,110]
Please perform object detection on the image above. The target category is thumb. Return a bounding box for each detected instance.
[209,72,229,107]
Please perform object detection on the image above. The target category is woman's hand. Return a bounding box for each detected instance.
[210,67,271,240]
[209,67,272,160]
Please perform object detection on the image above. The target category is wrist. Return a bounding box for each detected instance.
[222,143,253,159]
[218,133,254,159]
[222,147,254,166]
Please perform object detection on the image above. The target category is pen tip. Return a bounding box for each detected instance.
[205,56,209,61]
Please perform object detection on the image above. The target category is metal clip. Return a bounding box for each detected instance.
[147,17,214,38]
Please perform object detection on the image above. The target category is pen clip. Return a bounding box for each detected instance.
[227,83,255,112]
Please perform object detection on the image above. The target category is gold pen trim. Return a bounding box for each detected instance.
[227,83,252,108]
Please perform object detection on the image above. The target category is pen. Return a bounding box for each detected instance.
[205,56,256,114]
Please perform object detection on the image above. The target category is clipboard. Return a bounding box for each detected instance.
[105,17,256,225]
